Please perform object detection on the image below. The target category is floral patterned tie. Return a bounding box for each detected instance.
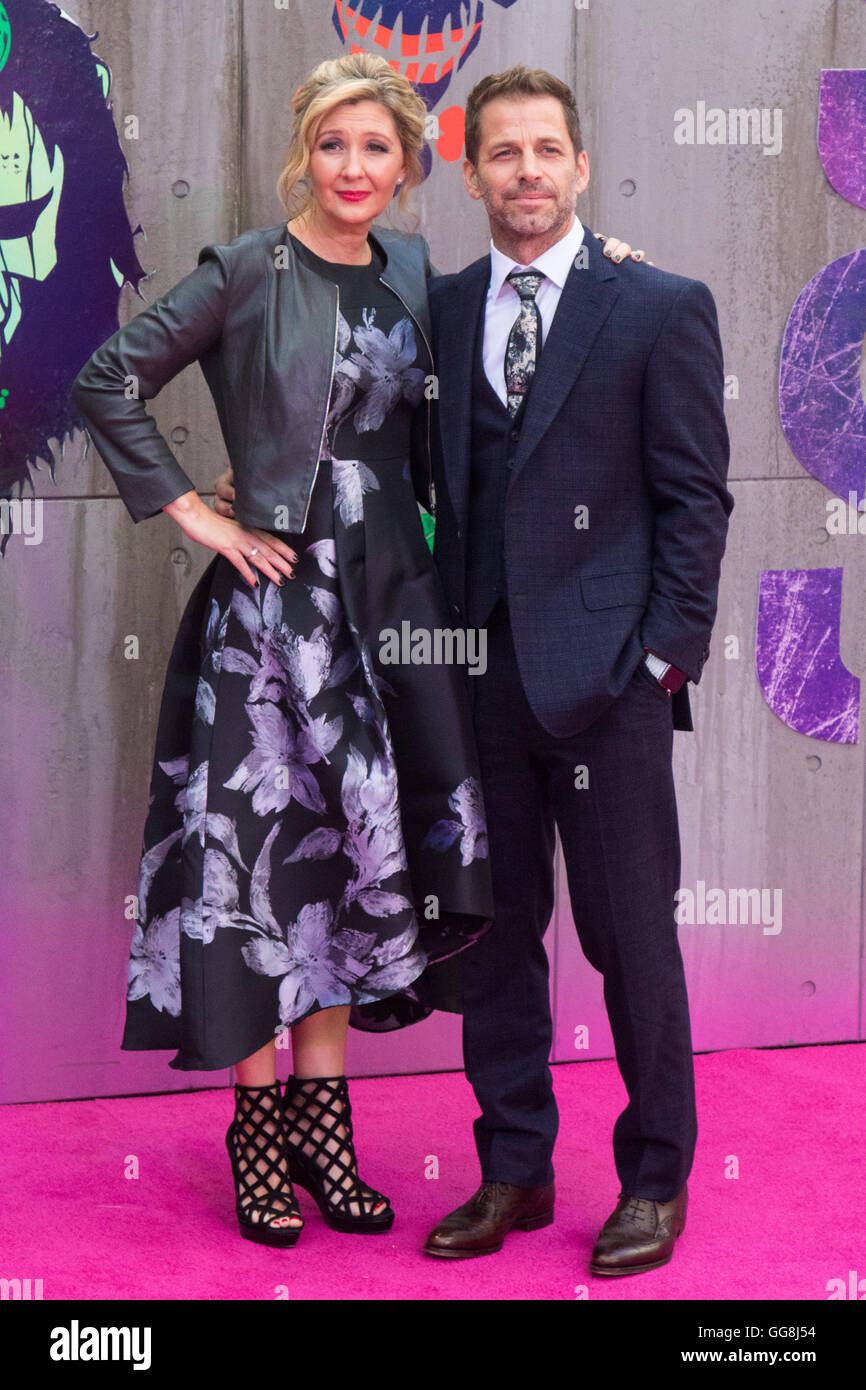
[504,269,544,418]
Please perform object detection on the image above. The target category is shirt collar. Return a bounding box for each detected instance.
[488,214,585,301]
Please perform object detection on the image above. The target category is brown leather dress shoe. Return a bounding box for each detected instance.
[590,1186,688,1276]
[423,1180,555,1258]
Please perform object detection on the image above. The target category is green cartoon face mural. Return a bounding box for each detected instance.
[0,83,65,348]
[0,0,147,552]
[0,7,10,71]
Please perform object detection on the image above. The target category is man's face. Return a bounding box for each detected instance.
[463,94,589,244]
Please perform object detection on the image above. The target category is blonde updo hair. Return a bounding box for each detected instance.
[276,53,427,222]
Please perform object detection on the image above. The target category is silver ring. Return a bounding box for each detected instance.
[248,547,259,557]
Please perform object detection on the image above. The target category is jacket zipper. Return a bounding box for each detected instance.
[301,282,340,532]
[379,273,435,519]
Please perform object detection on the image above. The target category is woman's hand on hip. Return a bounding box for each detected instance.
[163,490,296,588]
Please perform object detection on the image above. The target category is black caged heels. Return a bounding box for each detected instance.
[225,1081,304,1247]
[282,1074,394,1234]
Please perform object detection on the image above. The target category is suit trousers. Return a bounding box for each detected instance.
[462,597,698,1200]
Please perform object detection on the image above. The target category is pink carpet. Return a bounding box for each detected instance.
[1,1043,863,1300]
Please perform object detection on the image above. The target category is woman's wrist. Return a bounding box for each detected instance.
[163,489,207,525]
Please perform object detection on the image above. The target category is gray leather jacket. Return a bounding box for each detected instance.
[72,221,436,534]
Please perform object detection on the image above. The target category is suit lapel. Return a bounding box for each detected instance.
[435,255,490,531]
[510,224,619,482]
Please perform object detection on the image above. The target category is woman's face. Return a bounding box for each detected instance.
[306,98,408,229]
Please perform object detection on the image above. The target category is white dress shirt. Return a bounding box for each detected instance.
[483,214,586,406]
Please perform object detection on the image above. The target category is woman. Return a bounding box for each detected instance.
[72,51,640,1250]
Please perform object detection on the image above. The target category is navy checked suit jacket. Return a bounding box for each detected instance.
[427,224,734,736]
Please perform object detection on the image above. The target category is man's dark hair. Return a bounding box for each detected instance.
[464,65,584,167]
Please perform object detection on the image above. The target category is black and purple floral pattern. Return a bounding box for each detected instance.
[122,248,494,1070]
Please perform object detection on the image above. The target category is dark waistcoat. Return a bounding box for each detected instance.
[465,296,531,630]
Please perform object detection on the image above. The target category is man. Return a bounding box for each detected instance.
[217,65,733,1276]
[416,65,732,1276]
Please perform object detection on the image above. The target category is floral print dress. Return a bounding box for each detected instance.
[122,235,494,1071]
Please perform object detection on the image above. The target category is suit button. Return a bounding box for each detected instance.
[507,457,516,470]
[456,527,462,539]
[510,428,520,441]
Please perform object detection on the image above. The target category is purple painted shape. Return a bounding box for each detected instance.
[779,251,866,505]
[818,70,866,209]
[757,569,859,743]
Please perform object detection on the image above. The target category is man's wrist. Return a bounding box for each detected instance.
[643,649,687,694]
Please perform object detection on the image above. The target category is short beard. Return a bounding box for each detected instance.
[475,171,579,246]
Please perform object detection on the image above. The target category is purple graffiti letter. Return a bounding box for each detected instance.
[757,568,859,743]
[779,251,866,504]
[818,69,866,210]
